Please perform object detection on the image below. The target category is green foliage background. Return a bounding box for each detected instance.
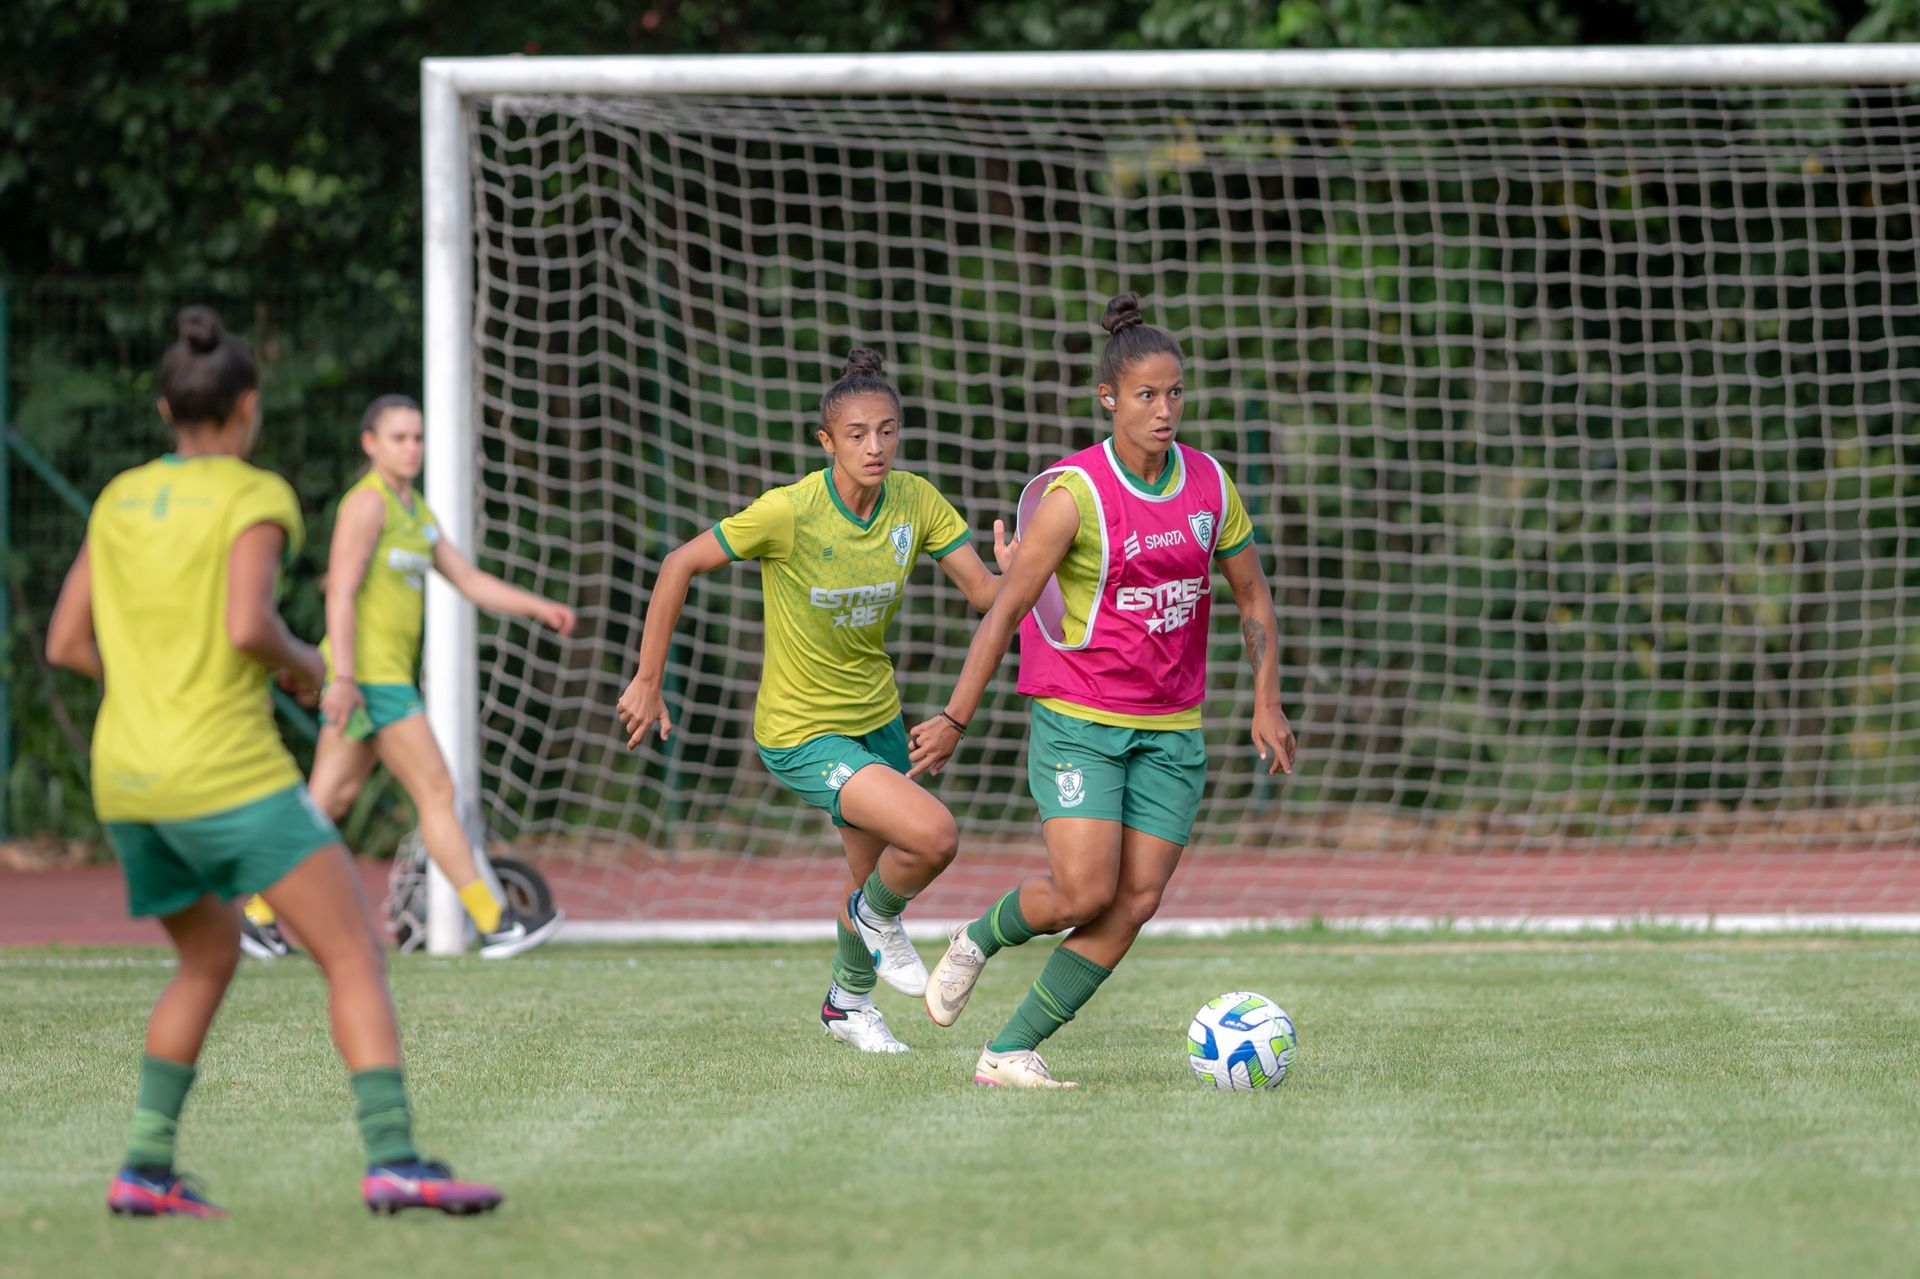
[4,0,1919,844]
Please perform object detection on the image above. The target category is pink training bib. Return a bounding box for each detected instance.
[1016,438,1228,717]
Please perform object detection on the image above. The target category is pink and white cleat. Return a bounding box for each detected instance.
[363,1159,503,1216]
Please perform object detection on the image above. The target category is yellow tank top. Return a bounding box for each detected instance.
[88,455,306,822]
[321,473,440,685]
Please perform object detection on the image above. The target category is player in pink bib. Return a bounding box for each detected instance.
[908,293,1297,1088]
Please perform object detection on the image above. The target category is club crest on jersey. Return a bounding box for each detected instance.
[888,523,913,566]
[826,763,855,791]
[1056,768,1085,808]
[1189,510,1216,552]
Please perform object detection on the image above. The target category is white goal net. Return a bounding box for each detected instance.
[425,51,1920,930]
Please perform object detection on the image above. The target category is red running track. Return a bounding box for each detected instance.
[4,847,1917,946]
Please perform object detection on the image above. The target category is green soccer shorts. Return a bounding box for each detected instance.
[1027,701,1208,846]
[757,716,911,828]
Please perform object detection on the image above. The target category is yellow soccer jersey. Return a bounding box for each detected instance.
[715,468,972,749]
[1037,445,1255,731]
[320,473,440,685]
[88,455,306,822]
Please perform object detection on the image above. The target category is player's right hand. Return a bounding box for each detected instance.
[992,518,1020,571]
[618,674,673,748]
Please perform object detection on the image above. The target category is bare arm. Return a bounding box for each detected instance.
[315,488,384,724]
[1218,543,1296,776]
[616,530,733,747]
[324,487,385,684]
[47,543,102,679]
[433,537,576,635]
[228,523,326,692]
[935,518,1020,613]
[906,489,1080,778]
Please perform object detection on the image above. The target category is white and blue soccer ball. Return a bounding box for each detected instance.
[1187,991,1296,1091]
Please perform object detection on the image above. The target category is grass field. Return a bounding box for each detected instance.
[3,935,1919,1278]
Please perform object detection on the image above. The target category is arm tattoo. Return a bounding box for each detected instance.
[1241,615,1271,671]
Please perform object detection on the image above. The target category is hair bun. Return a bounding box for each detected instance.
[1100,292,1145,336]
[176,305,225,354]
[842,347,886,379]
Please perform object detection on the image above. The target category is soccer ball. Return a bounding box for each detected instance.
[1187,991,1296,1091]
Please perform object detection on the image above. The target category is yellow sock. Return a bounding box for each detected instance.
[458,881,503,933]
[244,896,276,926]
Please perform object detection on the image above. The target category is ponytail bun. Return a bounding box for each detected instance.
[819,344,902,430]
[176,305,225,354]
[1100,292,1145,336]
[157,304,258,425]
[842,347,886,379]
[1095,290,1182,392]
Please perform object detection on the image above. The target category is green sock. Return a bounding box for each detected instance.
[859,869,912,920]
[965,888,1040,959]
[988,946,1113,1054]
[125,1054,197,1171]
[832,917,878,995]
[350,1067,419,1167]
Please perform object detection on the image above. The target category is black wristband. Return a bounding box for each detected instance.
[939,710,968,736]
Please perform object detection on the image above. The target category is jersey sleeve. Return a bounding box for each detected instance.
[1215,469,1255,560]
[227,471,306,563]
[917,476,973,561]
[714,489,795,562]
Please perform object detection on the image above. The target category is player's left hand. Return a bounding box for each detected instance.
[1251,703,1296,776]
[538,602,577,636]
[906,714,963,780]
[992,518,1020,572]
[618,673,672,748]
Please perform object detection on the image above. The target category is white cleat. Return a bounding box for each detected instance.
[848,890,929,997]
[924,925,987,1027]
[821,999,910,1054]
[973,1042,1076,1089]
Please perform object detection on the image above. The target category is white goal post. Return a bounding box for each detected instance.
[428,47,1920,944]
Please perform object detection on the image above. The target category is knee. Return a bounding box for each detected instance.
[414,772,457,817]
[183,929,242,986]
[1051,879,1117,929]
[1115,882,1167,932]
[901,812,959,872]
[316,930,388,987]
[311,777,359,822]
[924,813,959,869]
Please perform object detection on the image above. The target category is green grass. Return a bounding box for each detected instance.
[4,937,1920,1278]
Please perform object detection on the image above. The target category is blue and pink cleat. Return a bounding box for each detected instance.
[362,1159,503,1216]
[107,1167,227,1218]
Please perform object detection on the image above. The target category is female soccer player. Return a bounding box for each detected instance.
[240,394,574,960]
[48,307,500,1215]
[906,293,1297,1088]
[617,349,1014,1054]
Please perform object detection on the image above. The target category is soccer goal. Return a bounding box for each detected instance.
[420,47,1920,948]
